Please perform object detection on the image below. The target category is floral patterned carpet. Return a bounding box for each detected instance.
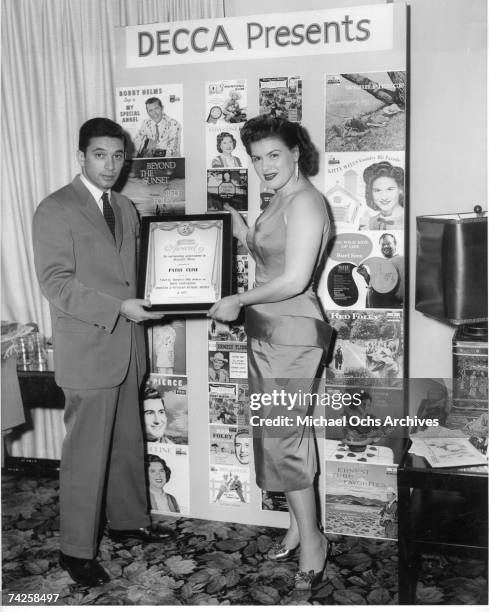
[2,472,487,606]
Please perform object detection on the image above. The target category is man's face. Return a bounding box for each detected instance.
[77,137,125,191]
[144,398,167,441]
[213,359,224,370]
[146,101,163,124]
[380,235,397,259]
[235,433,250,464]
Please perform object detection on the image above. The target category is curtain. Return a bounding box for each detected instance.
[1,0,224,336]
[115,0,224,25]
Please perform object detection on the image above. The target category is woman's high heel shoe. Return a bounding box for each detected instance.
[267,540,299,561]
[293,537,332,590]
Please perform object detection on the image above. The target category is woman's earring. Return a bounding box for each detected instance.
[295,161,299,181]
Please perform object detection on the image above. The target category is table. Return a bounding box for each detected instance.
[397,442,488,604]
[4,370,64,476]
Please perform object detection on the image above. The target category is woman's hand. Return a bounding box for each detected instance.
[223,203,248,240]
[208,294,242,322]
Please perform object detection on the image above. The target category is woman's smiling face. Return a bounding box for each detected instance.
[221,136,235,153]
[371,176,402,215]
[148,461,167,489]
[249,137,297,192]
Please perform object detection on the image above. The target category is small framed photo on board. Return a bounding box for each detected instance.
[138,214,232,314]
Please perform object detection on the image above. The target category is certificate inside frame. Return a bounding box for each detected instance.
[138,214,232,314]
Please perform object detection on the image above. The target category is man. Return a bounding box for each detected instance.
[228,474,246,503]
[334,346,343,370]
[143,392,173,443]
[234,429,250,465]
[134,97,181,157]
[357,233,404,308]
[32,118,167,588]
[209,351,230,382]
[380,488,398,538]
[215,473,231,502]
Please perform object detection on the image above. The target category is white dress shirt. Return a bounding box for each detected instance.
[79,173,111,214]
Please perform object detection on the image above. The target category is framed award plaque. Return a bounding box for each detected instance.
[138,214,232,314]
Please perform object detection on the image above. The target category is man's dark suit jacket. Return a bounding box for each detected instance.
[32,175,145,389]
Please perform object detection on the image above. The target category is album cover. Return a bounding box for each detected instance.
[210,464,250,506]
[326,310,404,382]
[121,157,185,216]
[146,443,190,515]
[325,72,406,152]
[325,460,398,540]
[259,76,302,122]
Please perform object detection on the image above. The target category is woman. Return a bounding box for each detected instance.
[209,116,333,590]
[147,454,180,513]
[212,132,242,168]
[359,161,404,230]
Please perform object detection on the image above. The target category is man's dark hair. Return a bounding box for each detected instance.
[379,233,396,245]
[146,97,163,108]
[78,118,126,153]
[143,386,162,401]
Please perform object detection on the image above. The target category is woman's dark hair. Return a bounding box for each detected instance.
[216,132,236,153]
[146,454,171,482]
[240,116,319,177]
[78,117,126,153]
[363,161,404,211]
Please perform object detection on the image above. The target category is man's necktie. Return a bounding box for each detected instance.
[155,123,160,144]
[102,192,115,239]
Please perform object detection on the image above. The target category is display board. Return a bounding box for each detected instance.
[115,2,407,536]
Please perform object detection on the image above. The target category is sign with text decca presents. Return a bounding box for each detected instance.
[125,4,393,67]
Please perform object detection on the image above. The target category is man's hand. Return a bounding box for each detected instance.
[120,299,163,323]
[356,264,371,284]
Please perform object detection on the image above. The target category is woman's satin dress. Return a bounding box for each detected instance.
[245,197,332,492]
